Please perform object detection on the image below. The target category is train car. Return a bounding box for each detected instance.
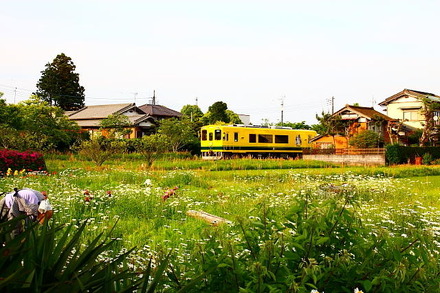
[200,125,317,159]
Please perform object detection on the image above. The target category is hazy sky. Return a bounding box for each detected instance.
[1,0,440,124]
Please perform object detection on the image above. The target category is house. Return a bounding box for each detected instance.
[67,103,156,138]
[311,104,395,149]
[137,104,182,120]
[378,89,440,130]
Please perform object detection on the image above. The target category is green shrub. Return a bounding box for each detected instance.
[349,130,383,148]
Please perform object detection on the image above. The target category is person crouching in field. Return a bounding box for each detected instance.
[0,188,52,237]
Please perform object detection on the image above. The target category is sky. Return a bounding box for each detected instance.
[1,0,440,125]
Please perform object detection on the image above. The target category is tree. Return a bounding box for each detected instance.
[276,121,311,129]
[158,118,198,152]
[0,96,81,151]
[226,110,242,124]
[419,97,440,146]
[349,130,383,148]
[180,105,204,122]
[206,101,229,124]
[35,53,85,111]
[77,136,125,166]
[136,133,171,168]
[99,114,132,139]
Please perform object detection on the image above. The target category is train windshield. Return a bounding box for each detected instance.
[201,130,207,141]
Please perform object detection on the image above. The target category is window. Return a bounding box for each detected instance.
[258,134,273,143]
[209,133,213,141]
[249,134,256,143]
[201,130,207,141]
[403,111,419,121]
[234,132,239,142]
[275,135,288,143]
[224,133,229,141]
[295,135,302,145]
[215,129,221,140]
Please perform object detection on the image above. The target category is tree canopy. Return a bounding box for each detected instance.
[0,96,81,151]
[158,118,198,152]
[205,101,229,124]
[35,53,85,111]
[180,105,204,122]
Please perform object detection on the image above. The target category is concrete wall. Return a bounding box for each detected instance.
[303,154,386,166]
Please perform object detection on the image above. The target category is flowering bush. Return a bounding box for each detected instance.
[0,149,46,174]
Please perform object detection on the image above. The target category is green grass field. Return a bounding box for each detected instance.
[2,157,440,292]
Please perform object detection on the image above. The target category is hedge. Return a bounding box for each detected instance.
[0,149,47,174]
[385,145,440,164]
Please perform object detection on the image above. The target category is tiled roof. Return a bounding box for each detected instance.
[138,104,182,118]
[68,103,137,120]
[379,89,440,106]
[334,104,394,121]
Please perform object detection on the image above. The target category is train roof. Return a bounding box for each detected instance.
[203,124,315,131]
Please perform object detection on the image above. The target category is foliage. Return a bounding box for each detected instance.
[3,158,440,291]
[35,53,85,111]
[158,118,198,152]
[180,105,204,122]
[136,133,171,168]
[349,130,383,148]
[0,218,171,292]
[77,137,125,166]
[203,101,229,124]
[386,145,440,164]
[0,149,46,173]
[226,110,242,124]
[422,152,433,165]
[419,97,440,146]
[277,121,311,129]
[0,96,81,151]
[100,114,132,139]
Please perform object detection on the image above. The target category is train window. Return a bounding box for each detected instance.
[209,133,213,141]
[224,133,229,141]
[258,134,273,143]
[295,135,302,145]
[215,129,221,140]
[275,135,288,143]
[234,132,238,142]
[249,134,257,143]
[201,130,207,141]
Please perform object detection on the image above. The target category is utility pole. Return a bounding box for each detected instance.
[280,96,284,126]
[327,96,335,114]
[133,92,138,104]
[14,87,17,104]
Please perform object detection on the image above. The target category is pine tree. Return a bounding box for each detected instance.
[35,53,85,111]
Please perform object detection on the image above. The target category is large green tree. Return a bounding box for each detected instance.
[205,101,229,124]
[180,105,204,122]
[158,118,198,152]
[0,96,81,151]
[35,53,85,111]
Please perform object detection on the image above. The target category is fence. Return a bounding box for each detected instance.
[303,148,386,166]
[304,148,385,155]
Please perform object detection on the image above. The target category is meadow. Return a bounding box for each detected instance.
[1,156,440,292]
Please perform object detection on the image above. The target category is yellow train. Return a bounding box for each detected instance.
[200,125,317,159]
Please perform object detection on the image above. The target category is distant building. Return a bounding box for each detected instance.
[67,101,182,138]
[378,89,440,130]
[238,114,251,125]
[67,103,155,138]
[138,104,182,120]
[311,104,394,149]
